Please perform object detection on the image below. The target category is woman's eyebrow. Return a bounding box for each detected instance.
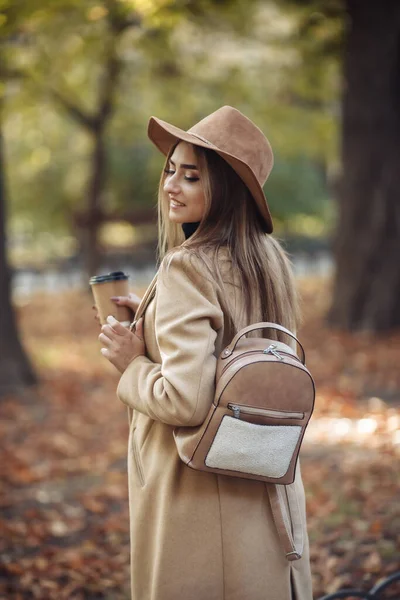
[169,159,198,170]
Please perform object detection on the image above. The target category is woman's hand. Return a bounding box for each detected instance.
[110,292,142,314]
[99,315,145,374]
[92,292,142,326]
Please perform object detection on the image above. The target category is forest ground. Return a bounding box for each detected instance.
[1,276,399,599]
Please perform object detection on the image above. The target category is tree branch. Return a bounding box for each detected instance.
[50,88,97,130]
[0,66,28,81]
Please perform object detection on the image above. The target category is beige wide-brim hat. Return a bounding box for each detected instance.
[147,105,274,233]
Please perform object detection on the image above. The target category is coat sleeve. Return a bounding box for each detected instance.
[116,251,224,426]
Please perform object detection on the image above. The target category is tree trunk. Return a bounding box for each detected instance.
[80,128,106,280]
[0,123,37,399]
[78,45,121,283]
[328,0,400,331]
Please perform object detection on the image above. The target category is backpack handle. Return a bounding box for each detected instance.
[222,321,306,365]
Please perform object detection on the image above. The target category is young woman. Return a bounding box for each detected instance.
[98,106,313,600]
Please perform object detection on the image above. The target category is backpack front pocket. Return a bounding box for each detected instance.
[205,416,302,479]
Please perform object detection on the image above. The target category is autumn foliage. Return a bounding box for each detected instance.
[0,277,399,599]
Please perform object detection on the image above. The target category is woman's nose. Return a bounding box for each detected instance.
[164,174,180,194]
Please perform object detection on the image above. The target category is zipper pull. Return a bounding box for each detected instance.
[263,344,283,360]
[228,404,241,419]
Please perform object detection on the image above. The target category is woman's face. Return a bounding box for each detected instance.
[163,141,206,224]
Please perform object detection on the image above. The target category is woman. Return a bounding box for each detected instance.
[98,106,313,600]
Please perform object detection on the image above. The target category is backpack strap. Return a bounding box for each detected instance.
[267,484,304,561]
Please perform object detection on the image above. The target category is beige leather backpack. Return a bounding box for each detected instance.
[174,322,315,485]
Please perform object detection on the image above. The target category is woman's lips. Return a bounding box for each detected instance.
[170,199,186,208]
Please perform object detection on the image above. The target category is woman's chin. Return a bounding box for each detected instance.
[168,210,187,224]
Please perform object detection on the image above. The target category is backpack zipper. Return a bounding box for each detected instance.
[227,403,304,420]
[263,344,284,360]
[221,347,302,377]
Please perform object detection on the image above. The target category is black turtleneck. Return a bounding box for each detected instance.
[182,221,200,240]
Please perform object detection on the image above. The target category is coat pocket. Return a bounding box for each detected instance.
[130,427,145,487]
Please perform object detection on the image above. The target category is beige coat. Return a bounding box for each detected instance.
[117,248,313,600]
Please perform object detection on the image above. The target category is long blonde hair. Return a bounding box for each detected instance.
[156,142,301,338]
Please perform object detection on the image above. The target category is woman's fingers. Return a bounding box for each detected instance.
[98,332,112,346]
[99,315,145,373]
[100,317,127,341]
[99,319,123,346]
[110,292,141,312]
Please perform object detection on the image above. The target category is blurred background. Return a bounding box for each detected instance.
[0,1,399,599]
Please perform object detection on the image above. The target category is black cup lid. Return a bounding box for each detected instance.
[89,271,129,285]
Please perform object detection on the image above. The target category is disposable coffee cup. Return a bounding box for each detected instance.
[89,271,133,326]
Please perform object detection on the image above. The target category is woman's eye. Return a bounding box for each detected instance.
[164,168,198,182]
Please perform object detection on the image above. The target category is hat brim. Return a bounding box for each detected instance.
[148,116,273,234]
